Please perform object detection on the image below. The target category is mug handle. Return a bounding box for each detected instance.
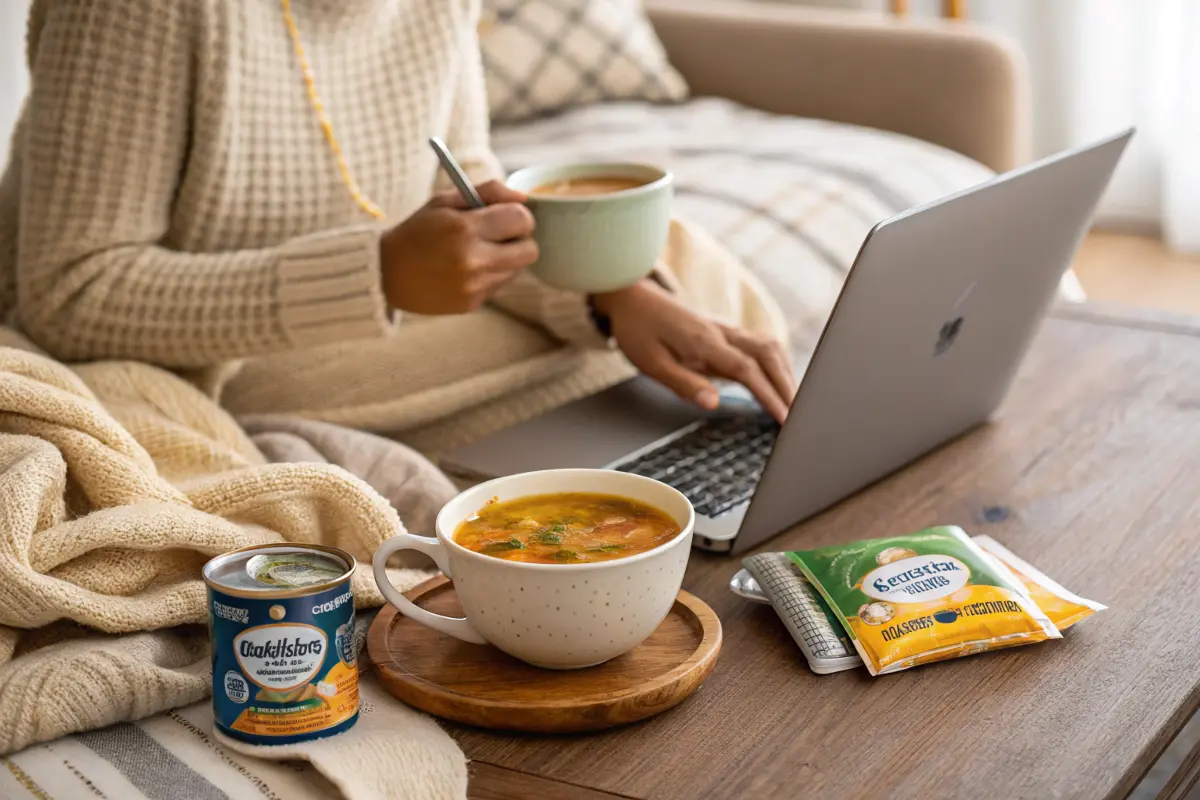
[372,534,488,645]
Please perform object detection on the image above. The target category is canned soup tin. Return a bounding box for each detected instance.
[204,543,358,744]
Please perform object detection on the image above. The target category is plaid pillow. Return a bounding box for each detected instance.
[479,0,688,124]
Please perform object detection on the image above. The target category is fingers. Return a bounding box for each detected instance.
[429,179,535,245]
[637,341,722,412]
[431,180,529,209]
[723,327,798,408]
[707,339,790,423]
[427,189,467,209]
[474,180,528,205]
[475,238,539,273]
[472,202,535,242]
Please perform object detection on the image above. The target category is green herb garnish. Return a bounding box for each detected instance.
[482,538,525,554]
[586,545,627,554]
[552,549,580,562]
[531,529,563,545]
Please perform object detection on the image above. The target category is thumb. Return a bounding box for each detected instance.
[434,181,527,209]
[474,179,527,205]
[427,189,467,208]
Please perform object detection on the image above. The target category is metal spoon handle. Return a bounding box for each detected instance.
[428,136,486,209]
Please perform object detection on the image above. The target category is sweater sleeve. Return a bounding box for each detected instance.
[15,0,393,367]
[436,1,505,190]
[441,0,609,349]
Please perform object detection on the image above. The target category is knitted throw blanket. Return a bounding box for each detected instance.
[0,335,465,796]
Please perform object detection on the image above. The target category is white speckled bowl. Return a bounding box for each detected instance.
[505,162,673,293]
[372,469,694,669]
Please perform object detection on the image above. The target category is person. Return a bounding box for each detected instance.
[0,0,794,456]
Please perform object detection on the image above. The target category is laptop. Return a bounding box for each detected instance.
[441,130,1134,555]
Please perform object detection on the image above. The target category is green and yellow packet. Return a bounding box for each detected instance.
[789,526,1061,675]
[973,535,1106,631]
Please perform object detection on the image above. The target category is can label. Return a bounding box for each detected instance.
[209,581,357,743]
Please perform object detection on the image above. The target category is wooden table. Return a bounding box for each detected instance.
[459,304,1200,800]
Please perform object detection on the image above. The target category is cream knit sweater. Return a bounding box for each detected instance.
[1,0,785,453]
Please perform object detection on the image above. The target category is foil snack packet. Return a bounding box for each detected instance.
[788,526,1061,676]
[740,553,861,674]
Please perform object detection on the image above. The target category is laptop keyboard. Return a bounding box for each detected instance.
[614,416,779,517]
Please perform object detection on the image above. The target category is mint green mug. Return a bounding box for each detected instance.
[505,163,673,294]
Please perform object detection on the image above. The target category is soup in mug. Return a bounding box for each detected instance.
[454,492,681,564]
[528,176,648,197]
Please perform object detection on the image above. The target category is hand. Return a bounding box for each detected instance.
[380,181,538,314]
[591,280,798,423]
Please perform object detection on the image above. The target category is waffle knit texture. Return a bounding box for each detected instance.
[0,0,785,454]
[0,331,471,800]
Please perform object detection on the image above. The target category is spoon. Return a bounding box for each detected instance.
[428,136,486,209]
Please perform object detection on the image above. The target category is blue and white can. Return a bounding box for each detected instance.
[203,543,358,744]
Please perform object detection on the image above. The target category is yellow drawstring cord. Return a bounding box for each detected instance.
[281,0,387,220]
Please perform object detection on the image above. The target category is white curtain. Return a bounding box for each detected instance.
[973,0,1200,252]
[778,0,1200,253]
[0,1,31,156]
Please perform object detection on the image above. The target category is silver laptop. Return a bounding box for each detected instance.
[441,130,1133,555]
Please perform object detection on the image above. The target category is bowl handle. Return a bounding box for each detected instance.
[372,535,487,645]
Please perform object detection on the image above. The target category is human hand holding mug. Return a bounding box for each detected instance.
[380,181,538,314]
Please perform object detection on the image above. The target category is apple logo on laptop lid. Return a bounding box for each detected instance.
[934,317,964,356]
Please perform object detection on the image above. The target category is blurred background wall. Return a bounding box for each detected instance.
[1,1,30,152]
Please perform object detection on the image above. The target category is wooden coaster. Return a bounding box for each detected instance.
[367,576,722,733]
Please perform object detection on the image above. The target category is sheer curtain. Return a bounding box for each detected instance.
[775,0,1200,252]
[0,1,31,155]
[974,0,1200,252]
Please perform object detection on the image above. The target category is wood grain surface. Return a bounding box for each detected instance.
[467,764,635,800]
[369,578,722,733]
[459,309,1200,800]
[1158,736,1200,800]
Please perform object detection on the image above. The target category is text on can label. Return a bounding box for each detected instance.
[233,623,327,691]
[313,590,353,616]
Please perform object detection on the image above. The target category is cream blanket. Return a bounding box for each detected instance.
[0,333,465,797]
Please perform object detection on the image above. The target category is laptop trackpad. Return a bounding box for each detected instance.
[439,377,710,478]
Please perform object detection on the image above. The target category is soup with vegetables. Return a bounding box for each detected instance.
[454,492,681,564]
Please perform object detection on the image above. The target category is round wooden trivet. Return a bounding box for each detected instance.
[367,576,722,733]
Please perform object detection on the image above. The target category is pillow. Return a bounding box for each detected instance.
[479,0,688,125]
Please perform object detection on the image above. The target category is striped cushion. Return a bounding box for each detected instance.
[492,98,1084,350]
